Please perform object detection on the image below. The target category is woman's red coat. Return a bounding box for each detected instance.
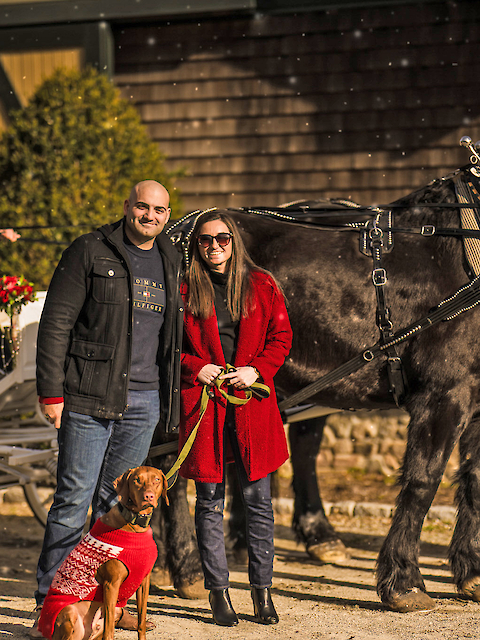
[178,271,293,483]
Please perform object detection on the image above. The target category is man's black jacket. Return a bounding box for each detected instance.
[36,219,183,432]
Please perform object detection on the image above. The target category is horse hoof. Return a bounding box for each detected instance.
[461,577,480,601]
[150,567,172,587]
[230,545,249,565]
[306,539,350,564]
[176,578,208,600]
[388,588,436,612]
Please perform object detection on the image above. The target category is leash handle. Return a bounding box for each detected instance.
[215,364,252,405]
[214,363,270,403]
[165,364,270,488]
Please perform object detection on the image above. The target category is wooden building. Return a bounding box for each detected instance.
[0,0,479,214]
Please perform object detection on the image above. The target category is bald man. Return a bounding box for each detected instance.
[31,181,183,636]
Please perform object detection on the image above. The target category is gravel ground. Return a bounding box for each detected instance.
[2,490,478,640]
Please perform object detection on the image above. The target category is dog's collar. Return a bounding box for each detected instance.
[118,502,153,528]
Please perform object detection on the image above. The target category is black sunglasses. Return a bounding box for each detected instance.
[197,233,233,248]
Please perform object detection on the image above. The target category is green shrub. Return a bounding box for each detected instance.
[0,67,183,290]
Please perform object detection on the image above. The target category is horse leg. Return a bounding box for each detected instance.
[164,472,207,598]
[376,393,466,612]
[449,410,480,600]
[150,496,170,587]
[150,452,205,599]
[226,463,248,564]
[289,417,349,563]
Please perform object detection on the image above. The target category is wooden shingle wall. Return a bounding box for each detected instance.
[114,1,480,214]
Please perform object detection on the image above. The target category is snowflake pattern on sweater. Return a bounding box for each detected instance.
[51,531,124,599]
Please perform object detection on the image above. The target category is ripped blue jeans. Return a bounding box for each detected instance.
[195,417,274,590]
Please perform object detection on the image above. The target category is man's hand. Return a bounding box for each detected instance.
[40,401,64,430]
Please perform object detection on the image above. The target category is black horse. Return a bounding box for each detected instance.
[151,157,480,612]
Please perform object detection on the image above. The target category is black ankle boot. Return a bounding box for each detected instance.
[209,589,239,626]
[251,587,279,624]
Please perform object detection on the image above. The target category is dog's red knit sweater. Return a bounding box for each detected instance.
[38,519,158,639]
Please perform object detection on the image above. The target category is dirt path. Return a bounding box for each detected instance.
[1,495,479,640]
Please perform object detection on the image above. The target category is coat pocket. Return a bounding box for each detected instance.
[65,340,116,398]
[91,259,127,304]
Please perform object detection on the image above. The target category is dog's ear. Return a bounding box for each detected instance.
[160,471,169,507]
[113,468,133,504]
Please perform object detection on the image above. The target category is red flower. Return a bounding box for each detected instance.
[0,275,36,317]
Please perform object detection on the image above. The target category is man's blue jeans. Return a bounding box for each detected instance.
[35,390,160,606]
[195,419,275,590]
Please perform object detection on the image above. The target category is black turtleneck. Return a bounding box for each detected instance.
[209,270,238,364]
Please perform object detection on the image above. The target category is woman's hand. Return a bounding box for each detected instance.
[197,364,224,385]
[220,366,258,389]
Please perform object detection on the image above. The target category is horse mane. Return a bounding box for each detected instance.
[390,174,459,228]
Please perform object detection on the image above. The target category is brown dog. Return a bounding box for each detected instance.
[37,466,169,640]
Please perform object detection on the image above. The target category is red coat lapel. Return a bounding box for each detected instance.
[183,310,226,366]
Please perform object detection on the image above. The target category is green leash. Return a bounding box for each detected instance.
[166,364,270,488]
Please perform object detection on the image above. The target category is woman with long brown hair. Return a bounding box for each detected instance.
[178,210,292,626]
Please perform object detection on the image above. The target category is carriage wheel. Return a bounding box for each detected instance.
[22,455,57,527]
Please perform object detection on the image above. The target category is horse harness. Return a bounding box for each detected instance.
[250,163,480,413]
[352,170,480,405]
[358,210,407,405]
[273,163,480,412]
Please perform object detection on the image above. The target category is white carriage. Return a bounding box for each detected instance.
[0,293,57,525]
